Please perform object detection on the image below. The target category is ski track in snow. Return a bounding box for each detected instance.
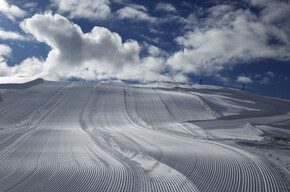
[0,81,289,191]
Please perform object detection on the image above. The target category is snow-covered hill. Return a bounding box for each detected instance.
[0,79,289,191]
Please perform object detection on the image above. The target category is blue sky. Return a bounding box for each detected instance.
[0,0,290,99]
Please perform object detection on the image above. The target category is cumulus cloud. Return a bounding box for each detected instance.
[0,46,42,78]
[9,57,45,77]
[1,13,174,82]
[146,44,168,57]
[0,44,12,57]
[155,3,177,12]
[0,56,44,77]
[116,6,157,22]
[20,14,140,71]
[237,76,253,83]
[0,28,25,40]
[0,44,12,76]
[167,2,290,77]
[51,0,111,20]
[0,60,10,76]
[0,0,26,21]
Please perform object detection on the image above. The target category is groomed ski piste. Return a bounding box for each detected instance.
[0,79,290,192]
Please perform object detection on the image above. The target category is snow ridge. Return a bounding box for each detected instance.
[189,93,222,119]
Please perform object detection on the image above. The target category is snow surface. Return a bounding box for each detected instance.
[0,79,290,191]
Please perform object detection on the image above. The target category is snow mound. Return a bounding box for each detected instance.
[189,93,222,119]
[244,122,264,136]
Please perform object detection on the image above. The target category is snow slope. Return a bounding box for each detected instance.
[0,80,289,191]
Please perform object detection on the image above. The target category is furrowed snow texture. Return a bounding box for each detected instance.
[0,81,289,192]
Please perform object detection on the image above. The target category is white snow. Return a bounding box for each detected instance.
[0,80,289,191]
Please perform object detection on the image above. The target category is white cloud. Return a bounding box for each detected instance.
[2,13,174,82]
[127,4,147,12]
[0,59,10,76]
[0,28,25,40]
[260,77,270,84]
[142,42,169,57]
[51,0,111,20]
[167,3,290,76]
[265,71,275,78]
[116,6,157,22]
[242,71,277,84]
[24,2,38,9]
[257,71,276,84]
[247,0,290,42]
[237,76,253,83]
[147,45,165,57]
[0,56,44,77]
[23,2,38,12]
[0,44,12,76]
[181,1,192,8]
[0,44,12,57]
[0,45,43,78]
[20,14,140,70]
[254,74,261,78]
[0,0,26,21]
[155,3,177,12]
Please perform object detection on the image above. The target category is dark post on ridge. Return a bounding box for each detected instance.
[242,84,245,91]
[200,79,203,85]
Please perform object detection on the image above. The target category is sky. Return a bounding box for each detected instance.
[0,0,290,99]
